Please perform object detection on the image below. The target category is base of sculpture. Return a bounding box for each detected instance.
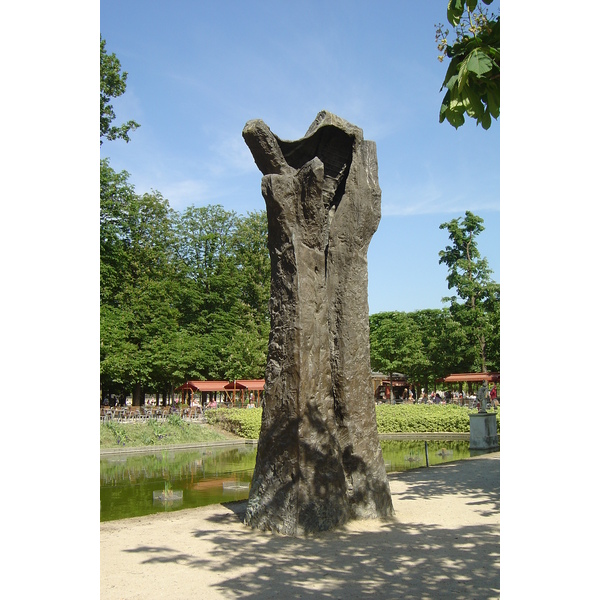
[469,412,499,450]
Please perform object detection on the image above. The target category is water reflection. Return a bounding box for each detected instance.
[100,440,477,522]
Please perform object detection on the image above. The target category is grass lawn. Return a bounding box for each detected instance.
[100,414,241,449]
[101,404,499,448]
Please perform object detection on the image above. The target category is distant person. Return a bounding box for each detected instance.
[490,384,498,408]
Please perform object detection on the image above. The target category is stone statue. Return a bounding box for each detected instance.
[477,381,489,413]
[242,111,394,535]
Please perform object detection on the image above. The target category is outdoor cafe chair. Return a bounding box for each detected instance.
[141,407,153,421]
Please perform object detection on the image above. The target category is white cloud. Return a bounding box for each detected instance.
[209,134,256,176]
[159,179,212,211]
[381,180,499,217]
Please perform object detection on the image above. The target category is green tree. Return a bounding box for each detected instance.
[436,0,499,129]
[174,205,238,319]
[438,211,499,372]
[483,284,500,371]
[231,210,271,327]
[409,308,471,391]
[173,206,269,382]
[370,312,429,397]
[100,36,140,144]
[100,161,181,404]
[100,158,136,303]
[100,173,272,397]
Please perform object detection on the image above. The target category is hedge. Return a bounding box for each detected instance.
[205,408,263,439]
[205,404,499,439]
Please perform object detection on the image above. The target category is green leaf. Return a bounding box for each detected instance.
[463,85,486,121]
[447,0,465,26]
[443,73,460,95]
[486,84,500,119]
[466,0,478,11]
[439,91,450,123]
[481,110,492,130]
[457,58,470,93]
[447,106,466,129]
[465,48,493,76]
[442,56,462,88]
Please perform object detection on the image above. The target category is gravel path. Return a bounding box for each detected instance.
[101,452,500,599]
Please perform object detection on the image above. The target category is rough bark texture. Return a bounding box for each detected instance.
[243,111,393,535]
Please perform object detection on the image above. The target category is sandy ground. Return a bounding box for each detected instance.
[101,452,499,599]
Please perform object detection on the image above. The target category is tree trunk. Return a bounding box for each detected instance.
[133,383,142,407]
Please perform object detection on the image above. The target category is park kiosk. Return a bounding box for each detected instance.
[175,379,265,407]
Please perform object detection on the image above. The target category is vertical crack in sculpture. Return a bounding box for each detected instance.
[243,111,394,535]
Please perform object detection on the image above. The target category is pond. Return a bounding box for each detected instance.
[100,439,479,522]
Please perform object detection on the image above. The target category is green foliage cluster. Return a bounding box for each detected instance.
[204,408,263,440]
[101,405,499,447]
[371,308,471,393]
[100,37,498,409]
[100,158,270,402]
[439,211,499,372]
[376,404,497,433]
[100,37,140,144]
[202,405,499,439]
[100,419,234,448]
[370,212,499,389]
[100,37,270,404]
[437,0,499,129]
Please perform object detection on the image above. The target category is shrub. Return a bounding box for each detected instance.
[205,408,262,439]
[102,403,500,447]
[375,403,499,434]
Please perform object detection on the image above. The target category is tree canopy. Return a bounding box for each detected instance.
[99,39,270,404]
[100,36,140,144]
[98,37,499,405]
[369,211,499,392]
[436,0,500,129]
[438,211,500,372]
[100,160,270,403]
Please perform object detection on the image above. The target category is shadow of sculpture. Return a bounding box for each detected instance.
[122,457,500,598]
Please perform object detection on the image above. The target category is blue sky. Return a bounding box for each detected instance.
[100,0,499,315]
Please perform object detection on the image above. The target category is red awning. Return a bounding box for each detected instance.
[224,379,265,390]
[174,381,229,392]
[442,372,500,383]
[175,379,265,392]
[225,381,247,390]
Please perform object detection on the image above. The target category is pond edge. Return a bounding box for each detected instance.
[99,432,492,457]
